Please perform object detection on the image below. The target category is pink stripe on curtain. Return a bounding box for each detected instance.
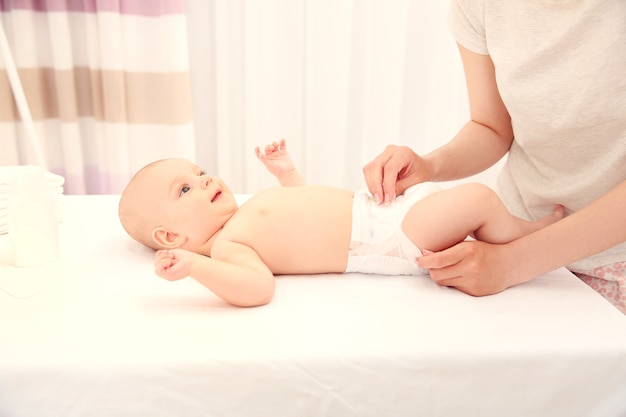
[0,0,186,16]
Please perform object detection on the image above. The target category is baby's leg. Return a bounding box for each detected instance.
[401,183,563,252]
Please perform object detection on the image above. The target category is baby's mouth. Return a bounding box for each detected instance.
[211,191,222,203]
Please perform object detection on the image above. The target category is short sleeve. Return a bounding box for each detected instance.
[448,0,489,55]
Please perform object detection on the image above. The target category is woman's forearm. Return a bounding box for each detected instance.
[424,120,512,182]
[508,179,626,285]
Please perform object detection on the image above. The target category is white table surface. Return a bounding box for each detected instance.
[1,195,626,417]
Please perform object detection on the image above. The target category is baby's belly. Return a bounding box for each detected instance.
[262,225,350,274]
[233,186,353,274]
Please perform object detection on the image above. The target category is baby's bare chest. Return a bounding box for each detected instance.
[216,187,354,271]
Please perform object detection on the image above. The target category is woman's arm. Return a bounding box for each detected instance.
[425,44,514,181]
[363,44,513,202]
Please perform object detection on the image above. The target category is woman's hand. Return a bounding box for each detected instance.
[362,145,432,204]
[417,241,519,296]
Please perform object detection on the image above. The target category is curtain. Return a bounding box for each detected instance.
[0,0,194,194]
[187,0,482,194]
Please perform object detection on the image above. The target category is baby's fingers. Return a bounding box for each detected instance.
[264,142,279,154]
[155,250,175,267]
[254,146,266,160]
[265,139,287,154]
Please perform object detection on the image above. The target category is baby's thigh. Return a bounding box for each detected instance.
[401,184,490,252]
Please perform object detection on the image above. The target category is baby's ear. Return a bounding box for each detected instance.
[152,227,185,249]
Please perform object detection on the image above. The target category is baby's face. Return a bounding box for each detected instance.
[138,159,238,251]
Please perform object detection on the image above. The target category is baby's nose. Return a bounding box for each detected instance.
[201,175,212,188]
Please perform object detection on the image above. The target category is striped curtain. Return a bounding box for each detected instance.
[0,0,194,194]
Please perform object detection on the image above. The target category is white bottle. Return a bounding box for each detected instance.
[8,166,60,267]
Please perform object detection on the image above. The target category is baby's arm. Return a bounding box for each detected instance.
[154,245,275,307]
[255,139,305,186]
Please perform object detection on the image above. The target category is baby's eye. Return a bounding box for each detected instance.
[198,170,206,176]
[179,185,191,197]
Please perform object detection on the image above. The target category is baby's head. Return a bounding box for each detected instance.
[118,158,238,253]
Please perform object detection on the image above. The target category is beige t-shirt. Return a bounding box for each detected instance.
[449,0,626,271]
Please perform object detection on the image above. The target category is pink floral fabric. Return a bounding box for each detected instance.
[574,262,626,315]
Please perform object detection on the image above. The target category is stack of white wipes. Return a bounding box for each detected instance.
[0,166,65,235]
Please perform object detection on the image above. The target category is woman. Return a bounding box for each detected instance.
[363,0,626,313]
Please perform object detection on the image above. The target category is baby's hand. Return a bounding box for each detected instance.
[155,249,194,281]
[255,139,297,178]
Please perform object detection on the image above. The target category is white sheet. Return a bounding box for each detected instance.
[1,195,626,417]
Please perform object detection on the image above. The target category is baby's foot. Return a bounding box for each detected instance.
[536,205,565,228]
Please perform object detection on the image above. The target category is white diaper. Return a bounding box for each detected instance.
[345,183,442,275]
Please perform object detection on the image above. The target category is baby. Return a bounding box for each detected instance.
[118,140,563,307]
